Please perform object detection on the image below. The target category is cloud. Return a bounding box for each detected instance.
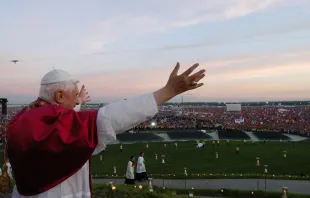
[2,47,310,103]
[172,0,284,27]
[208,62,310,81]
[159,20,310,51]
[87,0,292,51]
[69,49,310,102]
[204,49,310,73]
[222,0,281,19]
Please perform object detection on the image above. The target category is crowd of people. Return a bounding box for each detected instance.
[2,104,310,137]
[134,105,310,136]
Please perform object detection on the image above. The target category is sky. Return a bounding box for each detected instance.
[1,0,310,103]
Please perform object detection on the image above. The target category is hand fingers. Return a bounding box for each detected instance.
[181,63,199,76]
[189,69,205,81]
[80,85,85,92]
[189,83,204,90]
[84,96,91,103]
[191,73,205,83]
[79,85,86,97]
[189,69,205,78]
[170,62,180,77]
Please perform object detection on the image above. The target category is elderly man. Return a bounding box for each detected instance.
[7,62,205,198]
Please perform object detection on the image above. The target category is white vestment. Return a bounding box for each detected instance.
[12,93,158,198]
[4,160,13,179]
[136,156,146,173]
[125,161,135,179]
[197,143,203,148]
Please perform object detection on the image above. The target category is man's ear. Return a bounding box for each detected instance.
[55,90,65,104]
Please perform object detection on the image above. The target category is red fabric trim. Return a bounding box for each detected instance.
[7,99,98,196]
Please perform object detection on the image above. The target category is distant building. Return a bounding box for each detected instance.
[226,104,241,111]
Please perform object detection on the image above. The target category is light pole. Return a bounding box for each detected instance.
[256,157,260,190]
[161,155,165,164]
[184,167,187,189]
[282,186,287,198]
[148,179,153,192]
[264,165,268,193]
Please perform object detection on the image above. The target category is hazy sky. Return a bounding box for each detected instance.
[1,0,310,103]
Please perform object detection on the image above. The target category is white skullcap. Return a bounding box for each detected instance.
[40,69,79,85]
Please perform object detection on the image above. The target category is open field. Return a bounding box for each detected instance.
[1,140,309,179]
[91,140,310,178]
[92,183,310,198]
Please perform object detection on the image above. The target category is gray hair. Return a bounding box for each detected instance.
[39,80,78,104]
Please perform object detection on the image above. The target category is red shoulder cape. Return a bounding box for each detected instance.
[7,100,98,196]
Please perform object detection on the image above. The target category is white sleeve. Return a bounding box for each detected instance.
[137,157,142,165]
[128,161,132,168]
[93,93,158,155]
[73,104,81,112]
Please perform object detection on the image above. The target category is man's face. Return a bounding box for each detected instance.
[55,84,79,109]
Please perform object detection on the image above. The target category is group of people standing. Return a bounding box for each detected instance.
[125,152,148,185]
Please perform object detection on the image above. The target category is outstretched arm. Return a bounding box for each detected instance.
[93,62,205,155]
[93,93,158,155]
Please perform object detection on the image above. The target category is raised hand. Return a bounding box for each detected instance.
[154,62,205,105]
[78,85,91,104]
[165,62,205,96]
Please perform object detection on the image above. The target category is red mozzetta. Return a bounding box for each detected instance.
[7,99,98,196]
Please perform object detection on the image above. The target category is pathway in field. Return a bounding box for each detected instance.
[284,134,308,141]
[93,178,310,194]
[244,132,259,141]
[207,131,219,139]
[156,132,171,141]
[103,130,308,145]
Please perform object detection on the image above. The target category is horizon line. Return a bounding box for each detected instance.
[7,100,310,106]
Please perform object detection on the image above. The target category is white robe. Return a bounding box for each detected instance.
[197,143,203,148]
[136,156,146,173]
[12,93,158,198]
[6,162,13,179]
[125,161,135,179]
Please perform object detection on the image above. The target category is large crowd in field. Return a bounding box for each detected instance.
[1,104,310,137]
[135,105,310,137]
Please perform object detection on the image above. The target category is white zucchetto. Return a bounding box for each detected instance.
[40,69,79,85]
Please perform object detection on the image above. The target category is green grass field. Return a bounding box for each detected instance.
[1,140,310,179]
[92,184,310,198]
[91,140,310,178]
